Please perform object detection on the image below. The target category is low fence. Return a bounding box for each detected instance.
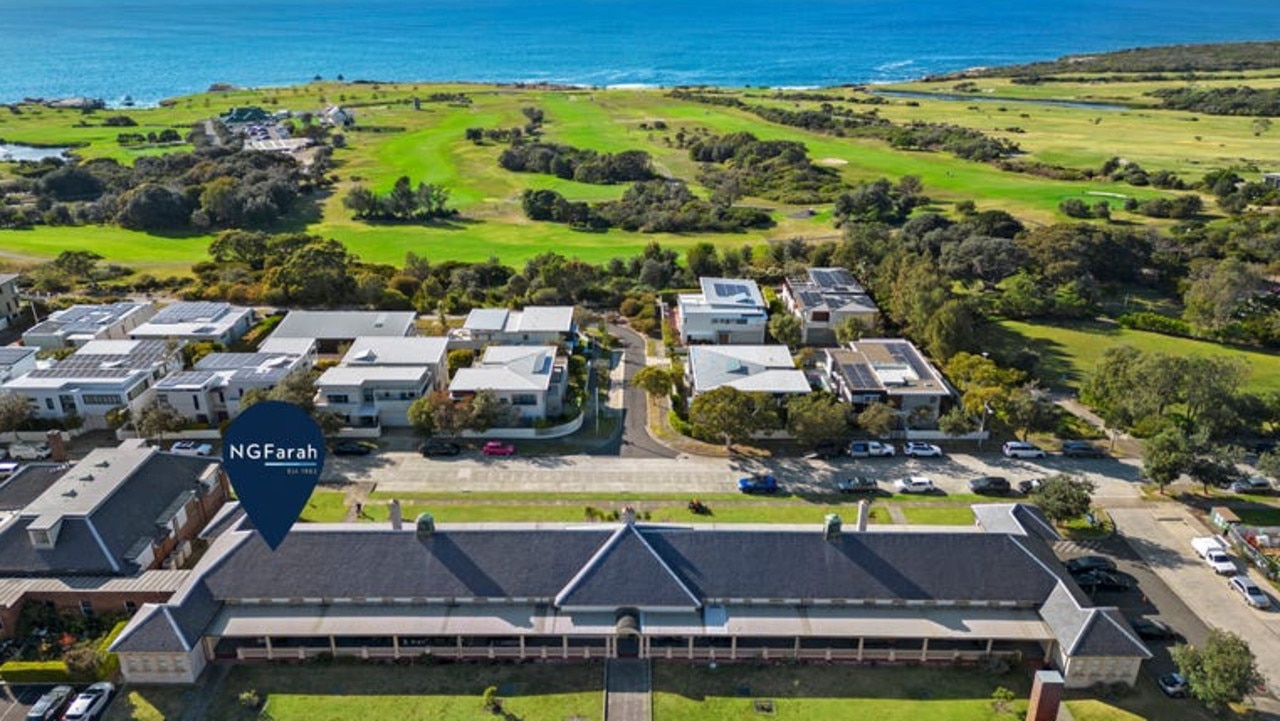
[458,413,584,440]
[116,428,222,442]
[1225,525,1280,580]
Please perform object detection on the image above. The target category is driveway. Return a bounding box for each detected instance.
[609,323,676,459]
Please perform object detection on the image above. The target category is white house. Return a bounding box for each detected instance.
[22,302,156,350]
[313,337,449,429]
[685,345,810,399]
[675,278,768,345]
[323,105,355,127]
[782,268,880,346]
[449,346,567,421]
[3,339,183,430]
[452,306,577,348]
[0,274,21,331]
[822,339,954,430]
[128,302,255,346]
[0,347,37,384]
[266,311,417,354]
[154,350,313,425]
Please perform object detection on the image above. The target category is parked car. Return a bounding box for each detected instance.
[1229,476,1273,494]
[7,442,50,460]
[968,476,1011,495]
[848,441,895,458]
[1061,440,1107,458]
[1130,617,1180,641]
[1017,478,1043,495]
[1065,556,1116,574]
[0,460,20,477]
[1002,441,1046,459]
[1157,672,1188,698]
[482,441,517,456]
[837,476,879,494]
[60,682,114,721]
[738,474,779,494]
[25,684,74,721]
[332,441,375,456]
[1073,569,1134,593]
[418,439,462,457]
[894,476,937,494]
[169,440,213,456]
[902,442,943,458]
[1228,574,1271,608]
[812,440,844,459]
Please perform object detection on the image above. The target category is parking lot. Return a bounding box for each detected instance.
[0,685,47,721]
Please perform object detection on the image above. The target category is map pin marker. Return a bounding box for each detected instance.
[221,400,327,550]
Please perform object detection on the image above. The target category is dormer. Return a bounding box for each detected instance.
[28,514,63,549]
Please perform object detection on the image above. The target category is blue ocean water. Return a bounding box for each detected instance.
[0,0,1276,105]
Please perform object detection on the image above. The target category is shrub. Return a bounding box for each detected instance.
[239,690,262,709]
[1117,312,1193,338]
[0,660,73,684]
[668,409,692,436]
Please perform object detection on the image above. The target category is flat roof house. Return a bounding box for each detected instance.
[686,345,809,399]
[0,347,37,384]
[0,273,20,331]
[823,339,954,431]
[453,306,577,349]
[128,302,255,346]
[782,267,880,346]
[22,302,156,350]
[109,505,1148,688]
[266,311,417,354]
[155,349,313,425]
[676,278,768,345]
[449,346,567,421]
[315,337,449,429]
[0,441,229,638]
[3,339,184,430]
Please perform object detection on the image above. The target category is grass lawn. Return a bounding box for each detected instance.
[102,688,194,721]
[652,664,1028,721]
[991,319,1280,393]
[208,662,602,721]
[1230,506,1280,527]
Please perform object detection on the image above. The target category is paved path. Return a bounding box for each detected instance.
[605,659,651,721]
[179,662,232,721]
[610,323,678,459]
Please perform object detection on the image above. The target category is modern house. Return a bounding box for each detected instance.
[0,347,37,384]
[0,273,20,331]
[3,339,184,430]
[322,105,355,127]
[314,337,449,429]
[685,345,809,399]
[782,267,880,346]
[128,302,255,347]
[452,306,577,349]
[22,302,156,350]
[266,311,417,354]
[109,504,1149,687]
[154,349,314,425]
[448,346,567,421]
[822,339,954,430]
[675,278,768,345]
[0,441,229,638]
[256,337,319,367]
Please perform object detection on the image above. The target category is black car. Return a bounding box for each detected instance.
[968,476,1011,495]
[1062,440,1107,458]
[1074,569,1134,593]
[837,476,879,494]
[332,441,374,456]
[1130,617,1181,641]
[419,439,462,457]
[813,440,845,459]
[1065,555,1117,574]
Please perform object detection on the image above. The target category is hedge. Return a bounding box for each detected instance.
[0,660,72,684]
[1117,311,1193,338]
[95,620,128,681]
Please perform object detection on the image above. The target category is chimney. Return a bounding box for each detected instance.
[823,513,842,541]
[390,499,403,531]
[1026,670,1064,721]
[622,506,636,525]
[856,500,870,532]
[414,512,435,540]
[46,430,68,463]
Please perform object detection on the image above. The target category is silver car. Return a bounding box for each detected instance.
[1228,575,1271,609]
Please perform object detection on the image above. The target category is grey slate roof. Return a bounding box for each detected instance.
[555,526,700,609]
[1040,583,1149,658]
[0,347,36,367]
[0,464,67,511]
[973,504,1061,543]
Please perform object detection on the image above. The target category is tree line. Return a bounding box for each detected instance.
[343,176,454,221]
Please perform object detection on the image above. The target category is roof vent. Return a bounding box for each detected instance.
[61,489,78,498]
[823,513,842,541]
[415,512,435,540]
[354,349,377,362]
[79,474,94,482]
[95,460,110,468]
[374,313,388,328]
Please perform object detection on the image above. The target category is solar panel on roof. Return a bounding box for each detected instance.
[841,361,880,390]
[887,343,932,380]
[153,302,228,324]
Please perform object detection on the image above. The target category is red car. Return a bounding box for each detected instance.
[482,441,516,456]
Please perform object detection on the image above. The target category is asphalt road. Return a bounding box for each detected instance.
[610,323,676,459]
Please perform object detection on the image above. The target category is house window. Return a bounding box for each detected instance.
[124,601,138,615]
[812,311,830,322]
[157,393,169,404]
[82,394,122,406]
[511,394,537,406]
[45,398,54,410]
[192,394,200,410]
[79,601,94,617]
[326,394,350,404]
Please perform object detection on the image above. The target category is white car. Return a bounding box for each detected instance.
[170,441,214,456]
[902,442,943,458]
[1002,441,1047,459]
[1228,575,1271,609]
[7,442,50,460]
[894,476,937,494]
[62,682,115,721]
[1229,476,1273,494]
[0,460,19,477]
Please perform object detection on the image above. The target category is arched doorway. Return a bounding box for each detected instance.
[615,608,641,658]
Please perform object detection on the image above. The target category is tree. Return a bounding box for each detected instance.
[685,242,722,278]
[447,349,475,379]
[1142,427,1194,493]
[51,250,104,281]
[631,366,674,398]
[786,392,850,447]
[413,391,475,438]
[833,316,869,345]
[1034,474,1095,524]
[260,238,357,307]
[1172,629,1263,712]
[1183,258,1266,335]
[689,387,780,448]
[134,400,187,443]
[406,395,437,437]
[0,391,32,436]
[767,313,802,348]
[1004,384,1054,441]
[938,407,975,436]
[856,401,898,438]
[468,389,520,432]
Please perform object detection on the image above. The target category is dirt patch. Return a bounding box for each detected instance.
[818,157,849,166]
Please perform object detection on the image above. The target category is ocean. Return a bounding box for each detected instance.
[0,0,1276,105]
